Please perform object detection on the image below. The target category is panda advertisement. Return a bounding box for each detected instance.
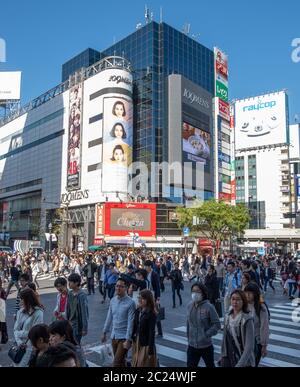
[234,91,288,150]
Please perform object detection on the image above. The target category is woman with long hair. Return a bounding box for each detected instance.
[13,288,44,367]
[241,272,251,291]
[131,289,157,367]
[244,283,270,367]
[48,320,86,367]
[220,289,255,368]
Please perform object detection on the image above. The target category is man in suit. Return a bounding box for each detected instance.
[262,261,275,293]
[145,260,163,337]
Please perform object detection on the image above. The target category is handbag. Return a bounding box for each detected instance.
[8,339,28,364]
[157,306,165,321]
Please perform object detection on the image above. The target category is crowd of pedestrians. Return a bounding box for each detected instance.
[0,248,299,367]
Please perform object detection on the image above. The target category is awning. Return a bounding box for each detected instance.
[88,245,105,251]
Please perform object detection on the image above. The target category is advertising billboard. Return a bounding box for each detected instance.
[234,91,288,150]
[104,203,156,237]
[215,48,228,79]
[67,84,83,190]
[0,71,21,101]
[216,81,228,102]
[95,204,105,239]
[218,99,230,121]
[182,122,211,164]
[102,96,133,193]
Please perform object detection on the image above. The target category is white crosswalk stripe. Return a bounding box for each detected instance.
[83,302,300,367]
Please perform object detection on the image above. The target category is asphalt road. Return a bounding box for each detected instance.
[0,274,299,367]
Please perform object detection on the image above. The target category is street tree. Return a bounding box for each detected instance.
[176,200,250,255]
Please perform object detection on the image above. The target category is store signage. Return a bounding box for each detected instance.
[183,88,210,109]
[216,81,228,102]
[109,75,132,86]
[61,190,89,204]
[219,99,230,121]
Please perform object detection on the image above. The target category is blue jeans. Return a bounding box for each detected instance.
[264,278,275,292]
[288,282,297,297]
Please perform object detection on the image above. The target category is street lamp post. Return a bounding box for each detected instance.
[48,222,52,256]
[132,221,137,249]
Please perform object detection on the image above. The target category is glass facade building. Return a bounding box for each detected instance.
[62,48,102,82]
[62,22,215,201]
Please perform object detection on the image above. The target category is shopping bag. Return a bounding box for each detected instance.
[98,344,114,367]
[0,299,5,323]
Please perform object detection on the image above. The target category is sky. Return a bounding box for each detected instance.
[1,0,300,120]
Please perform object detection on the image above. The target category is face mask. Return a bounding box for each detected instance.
[192,292,203,303]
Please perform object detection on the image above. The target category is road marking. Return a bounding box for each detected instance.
[161,332,299,367]
[175,323,300,336]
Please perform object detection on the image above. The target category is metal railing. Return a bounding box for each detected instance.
[0,56,132,127]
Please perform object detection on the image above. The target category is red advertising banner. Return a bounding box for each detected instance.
[230,114,234,129]
[231,179,236,201]
[218,99,230,122]
[215,49,228,79]
[94,238,104,246]
[219,192,231,202]
[104,203,157,237]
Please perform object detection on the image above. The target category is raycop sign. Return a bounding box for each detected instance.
[109,75,132,87]
[183,88,210,109]
[61,190,89,204]
[243,100,277,112]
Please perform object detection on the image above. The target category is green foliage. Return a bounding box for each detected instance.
[176,200,250,246]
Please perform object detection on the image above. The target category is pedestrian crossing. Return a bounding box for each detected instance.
[84,302,300,368]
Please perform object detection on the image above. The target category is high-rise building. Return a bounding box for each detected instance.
[232,91,292,230]
[0,20,226,250]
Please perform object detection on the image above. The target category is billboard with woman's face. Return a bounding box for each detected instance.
[102,96,133,193]
[67,84,83,190]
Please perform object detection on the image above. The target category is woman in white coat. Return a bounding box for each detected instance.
[13,288,44,367]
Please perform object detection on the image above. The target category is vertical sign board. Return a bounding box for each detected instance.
[67,84,83,190]
[214,48,230,202]
[95,204,105,239]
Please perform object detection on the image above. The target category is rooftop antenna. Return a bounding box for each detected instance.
[183,23,191,35]
[145,5,150,24]
[160,6,163,23]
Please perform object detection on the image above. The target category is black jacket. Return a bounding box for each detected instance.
[261,268,274,281]
[205,273,219,303]
[169,269,183,290]
[120,273,148,291]
[149,270,161,300]
[82,262,98,278]
[132,308,156,354]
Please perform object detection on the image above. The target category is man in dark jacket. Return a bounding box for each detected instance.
[6,260,21,295]
[145,260,163,337]
[261,261,275,293]
[97,257,109,304]
[66,273,89,345]
[157,258,168,293]
[169,262,183,308]
[82,255,98,295]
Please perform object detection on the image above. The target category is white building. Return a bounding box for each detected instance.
[233,91,292,230]
[0,57,133,249]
